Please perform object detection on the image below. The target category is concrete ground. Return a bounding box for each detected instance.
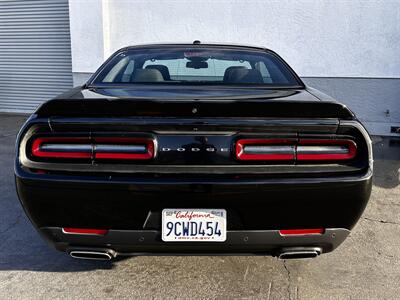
[0,113,399,300]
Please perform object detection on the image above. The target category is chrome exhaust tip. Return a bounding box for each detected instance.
[278,247,322,260]
[68,249,116,261]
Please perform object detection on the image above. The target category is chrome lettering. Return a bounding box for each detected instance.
[160,146,228,152]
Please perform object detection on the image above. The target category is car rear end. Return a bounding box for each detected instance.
[15,98,372,260]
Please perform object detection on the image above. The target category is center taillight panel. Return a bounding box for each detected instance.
[236,138,357,162]
[28,133,357,165]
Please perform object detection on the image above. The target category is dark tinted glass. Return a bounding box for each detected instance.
[92,47,300,86]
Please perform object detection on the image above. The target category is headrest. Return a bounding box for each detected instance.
[131,69,164,82]
[223,66,248,82]
[225,69,263,84]
[145,65,171,80]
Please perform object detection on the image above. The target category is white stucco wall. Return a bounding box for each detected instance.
[69,0,400,78]
[68,0,105,73]
[68,0,400,135]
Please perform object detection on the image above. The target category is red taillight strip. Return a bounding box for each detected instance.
[279,229,325,235]
[235,138,357,161]
[31,137,92,159]
[297,139,357,161]
[93,137,154,160]
[30,137,155,160]
[236,139,296,161]
[62,228,108,235]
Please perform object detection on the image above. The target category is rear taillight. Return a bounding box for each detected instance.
[236,138,357,162]
[30,136,155,160]
[93,137,154,160]
[236,139,296,161]
[31,137,92,159]
[296,139,357,161]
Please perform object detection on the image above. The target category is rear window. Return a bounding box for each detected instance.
[92,47,301,86]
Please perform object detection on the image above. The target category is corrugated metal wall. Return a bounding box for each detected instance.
[0,0,73,113]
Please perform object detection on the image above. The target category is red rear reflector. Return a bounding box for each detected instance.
[279,229,325,235]
[236,139,296,161]
[62,228,108,235]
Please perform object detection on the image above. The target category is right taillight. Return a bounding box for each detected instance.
[236,139,296,161]
[235,138,357,162]
[296,139,357,161]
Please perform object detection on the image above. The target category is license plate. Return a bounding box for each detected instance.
[161,209,227,242]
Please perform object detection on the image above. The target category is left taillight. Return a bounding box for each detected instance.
[31,137,92,159]
[30,136,155,161]
[93,137,154,160]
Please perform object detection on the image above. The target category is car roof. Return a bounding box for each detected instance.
[120,42,272,52]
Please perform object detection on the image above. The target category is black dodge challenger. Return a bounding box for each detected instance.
[15,43,372,260]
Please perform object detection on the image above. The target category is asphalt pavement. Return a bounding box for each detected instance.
[0,113,399,300]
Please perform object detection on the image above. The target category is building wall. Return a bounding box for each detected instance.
[69,0,400,135]
[0,0,73,113]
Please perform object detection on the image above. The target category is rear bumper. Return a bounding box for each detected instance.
[15,166,372,255]
[42,227,350,256]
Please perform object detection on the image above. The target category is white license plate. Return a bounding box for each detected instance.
[162,209,227,242]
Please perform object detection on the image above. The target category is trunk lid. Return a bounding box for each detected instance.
[36,86,354,119]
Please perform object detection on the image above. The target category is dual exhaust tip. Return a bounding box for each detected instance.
[278,247,322,259]
[69,249,116,261]
[68,246,322,260]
